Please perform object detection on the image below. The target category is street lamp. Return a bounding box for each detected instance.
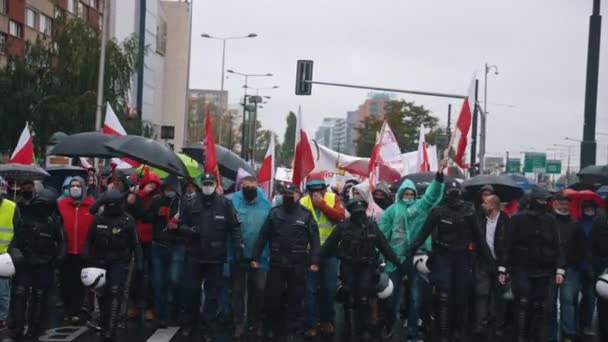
[479,63,499,174]
[227,70,273,159]
[555,143,576,181]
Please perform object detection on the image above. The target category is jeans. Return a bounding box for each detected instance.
[232,260,267,326]
[305,257,338,328]
[383,265,424,338]
[0,278,10,320]
[151,242,186,322]
[559,267,596,337]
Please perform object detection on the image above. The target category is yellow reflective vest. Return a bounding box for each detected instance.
[300,192,337,245]
[0,199,16,254]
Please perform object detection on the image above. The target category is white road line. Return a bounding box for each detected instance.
[146,327,180,342]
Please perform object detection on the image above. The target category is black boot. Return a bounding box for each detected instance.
[437,292,450,342]
[530,301,545,342]
[103,286,122,342]
[515,298,529,342]
[25,288,46,339]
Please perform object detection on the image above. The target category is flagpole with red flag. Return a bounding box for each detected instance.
[10,122,35,165]
[291,106,315,190]
[204,111,223,189]
[258,138,275,198]
[449,77,475,170]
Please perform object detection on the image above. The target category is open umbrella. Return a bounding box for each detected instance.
[105,135,188,177]
[49,132,119,158]
[597,186,608,198]
[43,165,89,193]
[562,189,605,220]
[505,173,535,192]
[181,143,254,180]
[578,165,608,184]
[136,153,202,179]
[463,174,524,202]
[0,164,50,184]
[396,172,460,196]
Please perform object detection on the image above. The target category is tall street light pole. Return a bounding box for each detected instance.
[200,33,257,144]
[227,70,273,159]
[246,87,277,164]
[480,63,499,174]
[94,0,111,131]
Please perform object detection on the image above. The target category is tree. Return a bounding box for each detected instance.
[0,14,143,154]
[279,111,296,166]
[356,100,441,157]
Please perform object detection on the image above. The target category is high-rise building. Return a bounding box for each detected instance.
[315,117,347,152]
[349,93,395,155]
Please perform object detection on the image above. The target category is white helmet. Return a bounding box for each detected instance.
[81,267,106,289]
[0,253,15,277]
[413,254,430,275]
[596,273,608,300]
[376,273,394,299]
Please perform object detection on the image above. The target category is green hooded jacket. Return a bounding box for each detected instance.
[379,177,445,274]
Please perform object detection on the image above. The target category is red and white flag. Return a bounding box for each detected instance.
[103,103,139,169]
[257,138,275,198]
[10,122,35,165]
[416,125,430,172]
[368,121,402,190]
[450,77,475,169]
[292,106,315,189]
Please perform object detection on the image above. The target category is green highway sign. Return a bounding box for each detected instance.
[506,158,521,173]
[546,160,562,174]
[523,152,547,173]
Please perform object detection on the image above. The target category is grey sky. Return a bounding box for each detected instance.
[188,0,608,168]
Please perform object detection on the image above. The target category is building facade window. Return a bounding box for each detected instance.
[26,8,37,28]
[67,0,75,13]
[39,15,52,35]
[156,19,167,55]
[77,1,86,18]
[0,0,6,15]
[89,0,97,10]
[9,21,22,38]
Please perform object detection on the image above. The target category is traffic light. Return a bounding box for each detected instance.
[295,60,313,95]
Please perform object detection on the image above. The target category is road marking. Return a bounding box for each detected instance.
[146,327,180,342]
[38,326,89,342]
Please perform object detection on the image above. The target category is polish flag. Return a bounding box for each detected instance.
[292,106,315,189]
[80,157,93,170]
[368,121,402,190]
[416,125,430,172]
[258,138,275,198]
[450,77,475,169]
[103,103,139,169]
[10,123,35,165]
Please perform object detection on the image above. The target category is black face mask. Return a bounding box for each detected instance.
[242,187,257,202]
[530,200,547,212]
[21,191,33,200]
[283,196,296,208]
[104,203,123,217]
[374,197,392,210]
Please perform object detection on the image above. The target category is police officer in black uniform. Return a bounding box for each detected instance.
[251,183,320,341]
[320,197,405,340]
[405,188,485,342]
[590,199,608,340]
[8,188,66,340]
[82,189,142,342]
[178,173,242,342]
[507,189,564,342]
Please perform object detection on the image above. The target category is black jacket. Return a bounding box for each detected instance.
[554,213,585,268]
[407,200,485,257]
[476,211,511,272]
[83,213,142,267]
[508,210,564,275]
[10,212,66,265]
[178,193,242,264]
[252,204,320,268]
[148,194,183,246]
[320,216,401,267]
[591,213,608,271]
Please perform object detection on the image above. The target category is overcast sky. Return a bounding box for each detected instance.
[188,0,608,168]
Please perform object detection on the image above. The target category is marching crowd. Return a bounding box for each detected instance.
[0,160,607,342]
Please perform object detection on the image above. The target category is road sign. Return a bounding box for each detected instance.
[546,160,562,174]
[506,158,521,173]
[295,60,313,95]
[523,152,547,173]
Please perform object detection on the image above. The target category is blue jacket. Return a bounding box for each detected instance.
[230,187,272,270]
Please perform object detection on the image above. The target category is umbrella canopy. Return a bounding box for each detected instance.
[597,185,608,198]
[181,143,254,180]
[43,165,88,193]
[136,153,202,179]
[505,173,535,192]
[562,189,606,220]
[105,135,188,177]
[49,132,119,158]
[0,163,50,184]
[577,165,608,184]
[462,174,524,203]
[396,172,460,196]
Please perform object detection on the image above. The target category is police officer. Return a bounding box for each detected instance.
[507,189,564,342]
[82,190,142,342]
[251,183,320,341]
[178,173,242,342]
[405,188,485,342]
[591,199,608,340]
[8,188,65,340]
[320,197,405,339]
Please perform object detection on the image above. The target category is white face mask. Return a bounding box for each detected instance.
[202,185,215,196]
[70,187,82,199]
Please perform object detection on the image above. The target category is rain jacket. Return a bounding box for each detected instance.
[379,174,445,274]
[57,176,96,255]
[230,187,272,270]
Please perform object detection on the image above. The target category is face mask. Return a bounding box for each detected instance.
[202,185,215,196]
[554,208,569,216]
[185,192,197,199]
[274,195,283,206]
[242,187,257,201]
[164,191,176,199]
[584,209,596,217]
[530,200,546,212]
[69,187,82,199]
[283,196,296,207]
[402,198,415,206]
[374,197,392,210]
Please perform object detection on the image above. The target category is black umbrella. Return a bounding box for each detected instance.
[43,165,89,193]
[577,165,608,184]
[105,135,188,177]
[462,174,524,202]
[49,132,119,158]
[181,143,254,180]
[0,163,50,184]
[396,172,460,196]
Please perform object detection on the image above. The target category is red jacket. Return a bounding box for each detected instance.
[135,172,161,243]
[58,196,96,255]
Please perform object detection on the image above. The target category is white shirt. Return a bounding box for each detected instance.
[486,212,500,260]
